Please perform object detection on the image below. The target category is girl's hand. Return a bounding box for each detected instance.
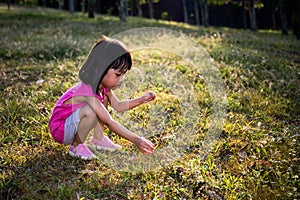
[135,137,155,154]
[142,91,156,103]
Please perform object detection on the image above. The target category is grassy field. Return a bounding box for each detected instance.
[1,5,300,200]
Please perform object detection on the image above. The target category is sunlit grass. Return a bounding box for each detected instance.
[1,5,299,199]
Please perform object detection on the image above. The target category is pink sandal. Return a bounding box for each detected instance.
[69,144,95,160]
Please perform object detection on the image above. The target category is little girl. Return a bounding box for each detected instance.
[49,36,156,160]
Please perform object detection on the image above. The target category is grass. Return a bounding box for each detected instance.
[1,5,300,200]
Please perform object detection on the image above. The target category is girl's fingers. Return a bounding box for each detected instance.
[141,143,154,154]
[144,91,156,101]
[142,149,152,154]
[143,147,154,154]
[136,137,155,154]
[146,139,155,149]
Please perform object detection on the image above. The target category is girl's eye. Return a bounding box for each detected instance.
[116,73,122,77]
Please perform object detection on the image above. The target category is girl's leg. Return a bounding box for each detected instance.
[72,104,98,146]
[93,95,109,140]
[91,95,122,150]
[93,122,105,140]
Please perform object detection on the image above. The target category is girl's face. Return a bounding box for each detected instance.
[101,68,127,89]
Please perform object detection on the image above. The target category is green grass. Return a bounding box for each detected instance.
[1,5,300,200]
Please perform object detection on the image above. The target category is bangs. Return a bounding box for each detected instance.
[109,52,132,72]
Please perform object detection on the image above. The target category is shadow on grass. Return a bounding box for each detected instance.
[1,150,80,199]
[0,148,134,199]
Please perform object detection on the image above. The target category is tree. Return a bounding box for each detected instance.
[291,0,300,39]
[58,0,63,10]
[137,0,143,17]
[118,0,126,22]
[7,0,11,10]
[272,4,276,29]
[147,0,154,19]
[124,0,129,16]
[278,0,288,35]
[199,0,209,27]
[182,0,188,23]
[69,0,75,13]
[232,0,262,30]
[94,0,101,13]
[42,0,47,8]
[248,0,258,30]
[137,0,159,19]
[193,0,209,26]
[88,0,95,18]
[242,0,247,29]
[194,0,200,25]
[194,0,230,27]
[130,0,135,15]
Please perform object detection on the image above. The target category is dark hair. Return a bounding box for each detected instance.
[79,36,132,94]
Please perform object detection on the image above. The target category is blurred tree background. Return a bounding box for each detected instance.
[3,0,300,38]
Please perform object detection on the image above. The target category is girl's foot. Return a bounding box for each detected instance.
[91,136,122,150]
[69,144,95,160]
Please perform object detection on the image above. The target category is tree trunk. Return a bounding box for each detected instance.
[7,0,11,10]
[124,0,128,17]
[194,0,200,25]
[95,0,101,14]
[182,0,188,23]
[80,0,85,13]
[137,0,143,17]
[58,0,61,10]
[88,0,95,18]
[199,0,209,26]
[199,1,204,25]
[42,0,46,7]
[292,0,300,39]
[271,0,276,29]
[203,0,209,26]
[248,0,257,30]
[118,0,126,22]
[69,0,75,13]
[148,0,154,19]
[130,0,134,16]
[242,0,247,29]
[279,1,288,35]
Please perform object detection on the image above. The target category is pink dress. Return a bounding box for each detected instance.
[49,82,108,143]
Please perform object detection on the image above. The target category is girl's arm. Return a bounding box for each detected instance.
[85,96,155,154]
[107,90,156,112]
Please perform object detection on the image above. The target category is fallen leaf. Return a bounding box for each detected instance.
[248,160,271,169]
